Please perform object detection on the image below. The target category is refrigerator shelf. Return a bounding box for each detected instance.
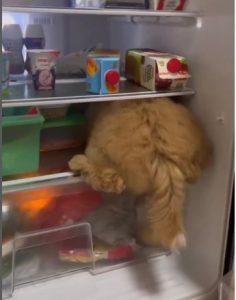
[2,6,199,18]
[2,79,195,108]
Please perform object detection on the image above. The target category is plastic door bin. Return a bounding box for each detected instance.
[3,108,44,176]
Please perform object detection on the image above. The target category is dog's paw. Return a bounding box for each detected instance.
[68,155,89,172]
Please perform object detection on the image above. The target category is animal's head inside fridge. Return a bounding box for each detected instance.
[2,0,234,300]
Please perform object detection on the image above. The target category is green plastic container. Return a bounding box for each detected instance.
[3,108,44,176]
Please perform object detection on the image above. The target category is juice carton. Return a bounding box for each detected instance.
[125,49,191,91]
[86,49,120,94]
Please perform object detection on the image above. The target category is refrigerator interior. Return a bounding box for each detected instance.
[2,0,234,299]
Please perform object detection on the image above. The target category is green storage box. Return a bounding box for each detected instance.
[3,108,44,176]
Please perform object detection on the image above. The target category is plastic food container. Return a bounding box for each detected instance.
[40,114,87,152]
[2,108,44,176]
[27,49,60,90]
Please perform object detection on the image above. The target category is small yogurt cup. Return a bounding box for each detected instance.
[27,49,60,90]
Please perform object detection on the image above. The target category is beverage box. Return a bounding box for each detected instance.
[125,48,191,91]
[86,49,120,94]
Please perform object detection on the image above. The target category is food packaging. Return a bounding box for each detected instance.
[24,24,45,49]
[36,184,104,230]
[86,49,120,94]
[27,49,60,90]
[24,24,45,73]
[150,0,187,10]
[2,24,25,74]
[125,48,190,91]
[58,193,137,264]
[59,238,136,263]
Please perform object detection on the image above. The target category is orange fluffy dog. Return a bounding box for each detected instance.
[69,98,212,251]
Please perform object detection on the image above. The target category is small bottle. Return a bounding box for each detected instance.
[24,24,45,73]
[24,24,45,49]
[2,24,25,74]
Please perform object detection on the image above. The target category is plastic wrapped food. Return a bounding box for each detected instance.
[82,193,136,245]
[59,237,136,263]
[37,185,104,230]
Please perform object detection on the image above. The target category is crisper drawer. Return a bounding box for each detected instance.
[2,175,98,299]
[2,174,168,299]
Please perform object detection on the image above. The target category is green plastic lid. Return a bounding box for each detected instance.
[2,113,44,128]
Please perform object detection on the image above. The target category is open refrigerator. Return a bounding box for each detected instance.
[1,1,234,300]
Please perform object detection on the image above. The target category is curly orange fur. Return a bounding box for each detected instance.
[69,98,212,250]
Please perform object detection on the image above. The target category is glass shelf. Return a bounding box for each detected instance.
[2,6,199,18]
[2,79,195,108]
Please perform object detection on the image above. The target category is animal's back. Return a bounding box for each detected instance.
[86,98,211,194]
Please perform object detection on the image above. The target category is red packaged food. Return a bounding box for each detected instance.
[151,0,187,11]
[59,238,136,263]
[37,186,104,230]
